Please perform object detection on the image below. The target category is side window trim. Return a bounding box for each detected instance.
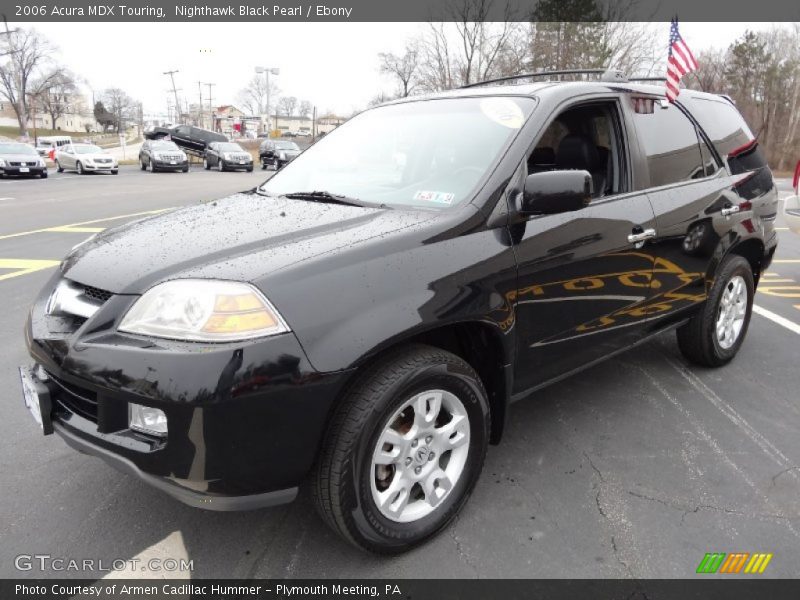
[520,96,633,200]
[675,100,724,169]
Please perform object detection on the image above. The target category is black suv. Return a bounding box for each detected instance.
[144,124,227,155]
[139,140,189,173]
[203,142,254,172]
[20,71,778,554]
[259,139,301,170]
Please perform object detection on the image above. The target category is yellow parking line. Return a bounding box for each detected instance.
[0,208,171,241]
[45,226,106,233]
[773,260,800,264]
[0,259,60,281]
[776,227,789,231]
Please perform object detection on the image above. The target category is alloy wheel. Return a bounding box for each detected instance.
[716,275,747,350]
[370,389,470,523]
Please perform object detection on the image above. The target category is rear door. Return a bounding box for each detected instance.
[628,96,739,333]
[512,96,658,393]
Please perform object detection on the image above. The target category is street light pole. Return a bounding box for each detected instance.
[255,66,279,134]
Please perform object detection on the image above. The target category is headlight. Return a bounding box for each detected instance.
[118,280,290,342]
[279,152,286,160]
[129,403,167,437]
[38,158,45,167]
[0,159,6,167]
[153,152,163,160]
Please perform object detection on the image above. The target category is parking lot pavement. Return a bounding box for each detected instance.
[0,174,798,579]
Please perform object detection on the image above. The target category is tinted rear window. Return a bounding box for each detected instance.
[683,97,753,156]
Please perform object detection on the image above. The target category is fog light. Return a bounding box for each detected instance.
[129,403,167,437]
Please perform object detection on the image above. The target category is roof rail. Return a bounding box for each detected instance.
[628,77,667,83]
[461,68,628,88]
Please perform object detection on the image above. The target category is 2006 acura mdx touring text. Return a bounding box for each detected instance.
[20,70,778,553]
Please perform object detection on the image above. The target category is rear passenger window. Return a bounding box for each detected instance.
[634,104,705,187]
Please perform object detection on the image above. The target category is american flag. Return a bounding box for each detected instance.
[665,18,698,102]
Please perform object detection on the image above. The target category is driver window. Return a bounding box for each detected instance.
[527,102,626,198]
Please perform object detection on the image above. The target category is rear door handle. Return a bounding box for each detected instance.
[721,205,740,217]
[627,228,657,245]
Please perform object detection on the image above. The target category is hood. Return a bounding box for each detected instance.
[1,153,42,162]
[61,192,436,294]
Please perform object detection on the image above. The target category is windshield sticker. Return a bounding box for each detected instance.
[480,98,524,129]
[414,190,455,205]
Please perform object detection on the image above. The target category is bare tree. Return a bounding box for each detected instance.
[0,28,60,137]
[298,100,312,118]
[236,74,280,115]
[379,42,420,97]
[277,96,298,116]
[39,69,79,130]
[101,87,136,133]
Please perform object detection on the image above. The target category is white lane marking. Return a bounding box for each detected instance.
[633,363,800,536]
[0,197,14,201]
[101,530,192,579]
[665,356,800,484]
[753,304,800,336]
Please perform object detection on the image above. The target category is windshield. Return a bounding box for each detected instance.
[0,143,37,155]
[74,145,103,154]
[260,96,534,209]
[274,141,300,151]
[218,143,244,152]
[151,141,180,151]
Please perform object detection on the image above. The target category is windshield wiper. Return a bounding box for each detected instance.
[282,190,366,207]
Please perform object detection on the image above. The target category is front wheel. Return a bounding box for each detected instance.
[217,159,224,172]
[203,158,210,170]
[111,170,118,175]
[77,162,85,175]
[677,255,754,367]
[312,345,489,554]
[56,161,63,173]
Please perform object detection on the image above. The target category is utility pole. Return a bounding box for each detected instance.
[163,70,181,123]
[197,81,203,128]
[203,82,215,131]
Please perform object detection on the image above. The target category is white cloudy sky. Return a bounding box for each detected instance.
[17,21,782,118]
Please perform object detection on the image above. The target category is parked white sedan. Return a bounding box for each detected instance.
[55,144,118,175]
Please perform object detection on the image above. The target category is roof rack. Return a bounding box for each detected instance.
[628,77,667,83]
[461,68,628,88]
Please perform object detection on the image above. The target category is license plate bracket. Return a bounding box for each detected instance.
[19,367,54,435]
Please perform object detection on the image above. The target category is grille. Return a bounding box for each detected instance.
[49,372,98,423]
[82,284,113,303]
[159,154,184,161]
[10,161,38,167]
[94,158,113,164]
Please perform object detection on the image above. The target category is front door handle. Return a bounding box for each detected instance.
[627,228,657,245]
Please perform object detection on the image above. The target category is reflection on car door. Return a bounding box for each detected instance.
[630,98,734,334]
[511,98,658,393]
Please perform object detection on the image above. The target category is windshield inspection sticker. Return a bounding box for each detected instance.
[414,191,455,205]
[480,98,524,129]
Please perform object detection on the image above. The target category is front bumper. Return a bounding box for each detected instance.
[153,159,188,170]
[222,159,253,170]
[83,163,117,172]
[24,273,351,509]
[1,166,46,176]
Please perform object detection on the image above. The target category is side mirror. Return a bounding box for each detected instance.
[518,170,593,216]
[784,195,800,235]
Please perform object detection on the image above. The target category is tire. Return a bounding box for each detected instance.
[40,171,48,179]
[312,344,490,554]
[77,162,84,175]
[273,158,279,170]
[203,158,210,170]
[111,170,118,175]
[140,159,146,171]
[149,159,157,173]
[247,166,253,172]
[56,161,64,173]
[677,254,754,367]
[182,167,189,173]
[261,162,267,170]
[217,159,224,172]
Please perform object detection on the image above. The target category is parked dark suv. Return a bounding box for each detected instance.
[259,139,301,170]
[20,71,778,554]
